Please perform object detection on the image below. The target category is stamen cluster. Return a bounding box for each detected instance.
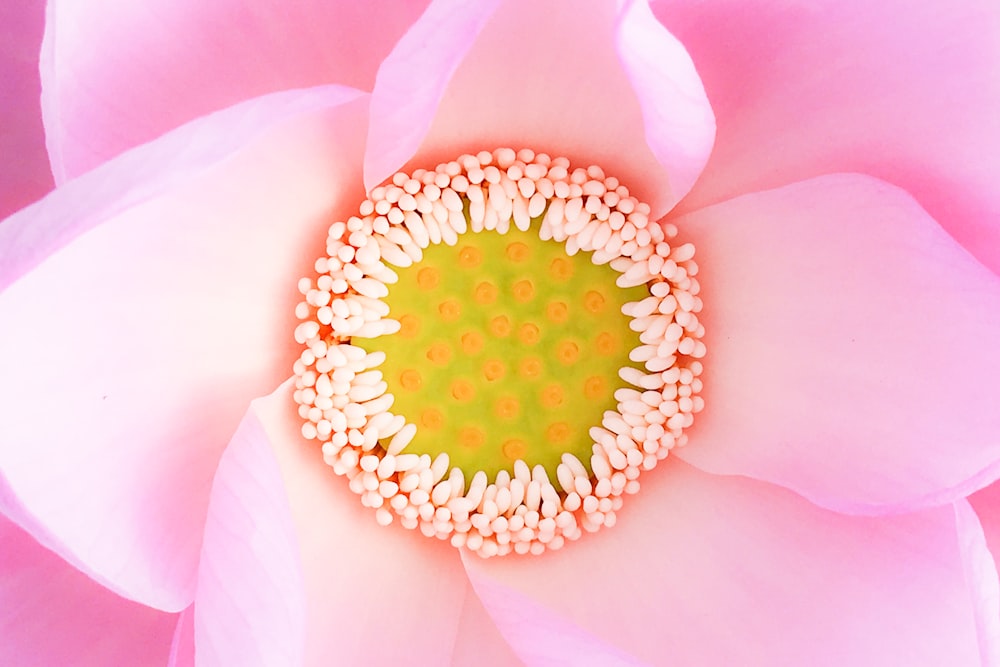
[293,148,704,557]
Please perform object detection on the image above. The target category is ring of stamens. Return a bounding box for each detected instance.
[293,148,705,558]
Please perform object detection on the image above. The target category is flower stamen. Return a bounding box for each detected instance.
[293,148,705,557]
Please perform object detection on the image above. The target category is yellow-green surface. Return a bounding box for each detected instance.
[364,224,647,480]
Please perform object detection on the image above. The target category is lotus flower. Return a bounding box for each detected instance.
[3,0,1000,664]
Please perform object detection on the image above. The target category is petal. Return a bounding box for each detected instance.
[193,387,306,667]
[653,0,1000,275]
[202,380,471,666]
[40,0,428,181]
[0,88,370,610]
[460,571,644,666]
[168,606,195,667]
[954,500,1000,665]
[366,0,714,217]
[449,586,524,667]
[0,0,53,217]
[672,174,1000,512]
[2,84,365,290]
[971,481,1000,565]
[0,512,176,666]
[464,460,982,665]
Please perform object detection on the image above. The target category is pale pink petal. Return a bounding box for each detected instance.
[194,391,306,667]
[364,0,500,191]
[224,380,471,666]
[0,512,176,666]
[954,500,1000,665]
[2,84,364,290]
[462,573,643,666]
[0,89,369,610]
[971,481,1000,564]
[672,174,1000,512]
[654,0,1000,275]
[366,0,714,216]
[465,460,982,665]
[449,587,524,667]
[40,0,428,181]
[167,606,195,667]
[0,0,53,217]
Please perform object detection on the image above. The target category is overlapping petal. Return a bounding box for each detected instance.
[672,174,1000,512]
[953,500,1000,665]
[0,88,369,610]
[0,0,52,217]
[466,460,983,665]
[972,482,1000,563]
[449,586,524,667]
[653,0,1000,275]
[167,606,195,667]
[39,0,428,181]
[366,0,714,216]
[194,387,306,667]
[0,514,176,666]
[211,381,472,666]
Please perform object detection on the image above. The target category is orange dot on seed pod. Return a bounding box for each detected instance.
[495,396,520,420]
[595,331,618,355]
[458,245,483,268]
[546,301,569,323]
[502,438,528,460]
[489,315,512,338]
[584,375,606,400]
[461,331,484,355]
[459,427,485,449]
[450,379,475,402]
[398,314,420,338]
[546,421,570,444]
[541,384,565,409]
[483,359,506,381]
[556,340,580,365]
[474,281,499,304]
[505,242,530,262]
[519,357,542,378]
[417,267,440,290]
[518,323,540,345]
[399,369,423,391]
[421,408,444,430]
[426,342,451,365]
[549,257,574,281]
[584,290,606,313]
[438,299,461,322]
[512,279,535,303]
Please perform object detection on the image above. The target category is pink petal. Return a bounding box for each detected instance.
[464,460,982,665]
[449,587,524,667]
[971,481,1000,566]
[0,512,176,666]
[2,84,365,290]
[0,0,53,217]
[954,500,1000,665]
[202,380,471,666]
[194,389,306,667]
[40,0,428,181]
[672,174,1000,512]
[462,572,644,666]
[0,88,370,610]
[366,0,714,217]
[168,606,195,667]
[653,0,1000,275]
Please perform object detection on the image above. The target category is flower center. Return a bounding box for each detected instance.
[365,225,647,481]
[292,148,705,558]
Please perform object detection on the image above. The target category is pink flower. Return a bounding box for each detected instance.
[3,0,1000,664]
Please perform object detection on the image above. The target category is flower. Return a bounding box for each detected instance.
[3,0,1000,665]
